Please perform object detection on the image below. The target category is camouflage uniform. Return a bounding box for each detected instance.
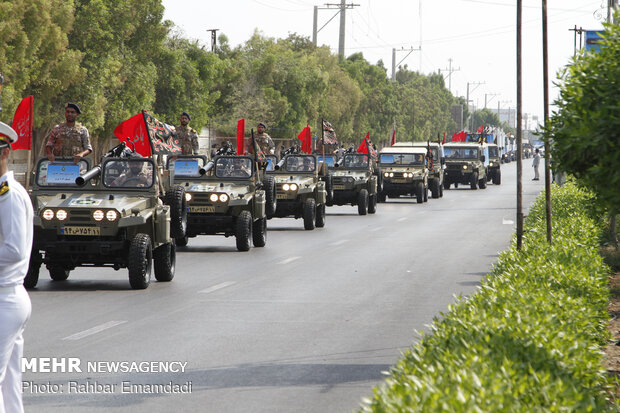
[175,125,199,155]
[246,133,274,155]
[46,122,92,158]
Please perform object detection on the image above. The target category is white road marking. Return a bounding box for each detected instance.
[502,218,515,225]
[397,217,407,222]
[62,321,127,341]
[278,256,301,265]
[329,240,349,246]
[199,281,236,294]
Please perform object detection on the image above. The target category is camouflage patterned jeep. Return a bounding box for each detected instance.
[268,154,327,230]
[330,153,377,215]
[169,155,266,251]
[378,147,429,204]
[25,153,183,290]
[443,142,488,190]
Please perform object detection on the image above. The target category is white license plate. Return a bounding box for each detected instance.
[190,205,216,213]
[63,226,100,236]
[333,184,346,190]
[276,193,289,199]
[391,179,408,183]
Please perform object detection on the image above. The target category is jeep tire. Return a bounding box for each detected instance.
[264,176,277,219]
[493,170,501,185]
[154,242,175,282]
[368,193,377,214]
[24,252,41,289]
[49,266,70,281]
[470,172,478,190]
[315,203,326,228]
[303,198,316,230]
[430,178,440,199]
[324,174,334,206]
[252,217,267,247]
[443,180,450,190]
[165,185,188,239]
[128,233,152,290]
[235,210,252,251]
[358,189,369,215]
[415,182,424,204]
[478,175,487,189]
[175,235,189,247]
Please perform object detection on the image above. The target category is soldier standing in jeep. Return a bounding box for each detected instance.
[246,122,275,155]
[175,111,199,155]
[45,103,92,164]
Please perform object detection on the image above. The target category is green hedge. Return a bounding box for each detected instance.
[362,181,614,412]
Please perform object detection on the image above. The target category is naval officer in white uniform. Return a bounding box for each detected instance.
[0,121,33,413]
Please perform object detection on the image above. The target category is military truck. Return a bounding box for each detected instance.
[25,148,185,290]
[443,142,488,190]
[486,143,502,185]
[377,147,429,203]
[169,154,267,251]
[330,153,378,215]
[397,142,445,199]
[267,154,327,230]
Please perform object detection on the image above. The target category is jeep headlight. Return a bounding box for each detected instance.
[462,165,468,170]
[185,193,192,202]
[106,210,118,221]
[92,210,104,221]
[383,172,389,177]
[290,183,298,191]
[219,193,229,203]
[56,209,68,221]
[388,172,394,178]
[406,172,414,178]
[43,209,54,221]
[209,193,219,202]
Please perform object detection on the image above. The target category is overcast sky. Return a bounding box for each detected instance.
[161,0,609,127]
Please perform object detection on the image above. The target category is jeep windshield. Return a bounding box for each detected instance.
[215,156,253,179]
[488,146,499,158]
[103,159,155,188]
[168,156,207,178]
[285,155,316,172]
[379,153,424,166]
[35,159,90,187]
[444,147,479,160]
[343,154,369,168]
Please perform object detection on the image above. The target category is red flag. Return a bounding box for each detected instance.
[114,112,152,156]
[297,124,312,154]
[442,133,446,145]
[10,96,33,150]
[390,128,396,146]
[357,132,370,154]
[452,131,467,142]
[477,124,484,133]
[237,119,245,155]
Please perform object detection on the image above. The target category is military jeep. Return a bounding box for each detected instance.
[169,155,266,251]
[377,147,429,203]
[486,143,502,185]
[267,154,327,230]
[443,142,488,190]
[25,154,183,290]
[330,153,377,215]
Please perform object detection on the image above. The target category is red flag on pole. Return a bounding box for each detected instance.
[477,124,484,133]
[442,132,446,145]
[297,124,312,154]
[11,96,33,150]
[390,128,396,146]
[357,132,370,154]
[114,112,152,156]
[237,119,245,155]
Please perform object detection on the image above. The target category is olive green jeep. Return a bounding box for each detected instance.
[25,148,185,290]
[330,153,378,215]
[408,142,445,198]
[169,155,267,251]
[486,143,502,185]
[377,147,429,203]
[443,142,488,190]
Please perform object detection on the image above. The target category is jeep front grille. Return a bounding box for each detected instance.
[69,210,93,224]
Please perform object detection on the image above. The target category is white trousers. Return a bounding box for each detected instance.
[0,285,31,413]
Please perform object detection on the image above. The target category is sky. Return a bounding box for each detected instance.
[161,0,610,129]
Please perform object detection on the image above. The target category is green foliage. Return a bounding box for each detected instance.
[546,16,620,213]
[361,181,614,412]
[470,108,501,129]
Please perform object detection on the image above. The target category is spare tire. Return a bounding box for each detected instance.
[164,185,187,239]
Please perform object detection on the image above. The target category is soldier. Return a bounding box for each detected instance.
[246,122,275,155]
[45,103,92,163]
[112,160,152,187]
[175,112,199,155]
[0,122,33,413]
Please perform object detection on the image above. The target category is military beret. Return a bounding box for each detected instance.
[181,112,191,121]
[258,122,266,128]
[0,121,17,147]
[65,102,81,114]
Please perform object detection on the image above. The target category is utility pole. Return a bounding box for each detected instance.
[206,29,219,52]
[392,47,421,81]
[484,93,499,109]
[568,26,585,56]
[439,58,460,93]
[321,1,359,59]
[542,0,552,243]
[516,0,523,250]
[608,0,618,23]
[466,81,484,131]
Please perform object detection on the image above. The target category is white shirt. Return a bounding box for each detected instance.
[0,171,34,286]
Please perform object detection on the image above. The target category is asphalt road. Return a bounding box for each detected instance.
[23,162,543,412]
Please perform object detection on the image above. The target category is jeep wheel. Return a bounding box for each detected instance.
[358,189,369,215]
[166,185,188,239]
[315,203,326,227]
[49,266,70,281]
[478,176,487,189]
[470,172,478,190]
[430,178,440,199]
[154,242,175,282]
[415,183,424,204]
[235,210,252,251]
[252,217,267,247]
[324,174,334,206]
[264,176,277,219]
[493,171,501,185]
[423,186,428,202]
[303,198,316,230]
[368,194,377,214]
[24,252,41,289]
[128,233,152,290]
[443,180,450,190]
[439,181,444,197]
[175,235,188,247]
[378,192,387,203]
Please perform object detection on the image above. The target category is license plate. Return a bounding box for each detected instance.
[62,226,100,236]
[333,184,346,190]
[190,205,216,213]
[391,179,408,183]
[276,193,289,199]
